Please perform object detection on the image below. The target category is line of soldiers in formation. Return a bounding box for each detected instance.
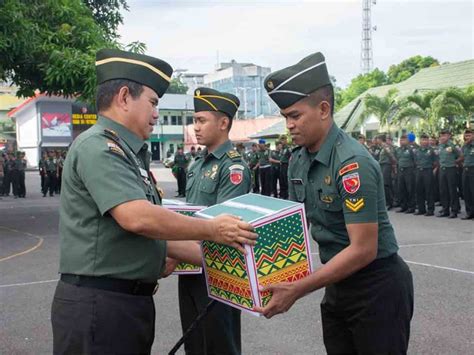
[358,129,474,220]
[169,128,474,220]
[0,151,27,198]
[38,150,67,197]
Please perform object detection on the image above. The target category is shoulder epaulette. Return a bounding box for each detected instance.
[226,150,242,161]
[103,128,120,141]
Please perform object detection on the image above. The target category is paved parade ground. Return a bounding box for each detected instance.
[1,166,473,354]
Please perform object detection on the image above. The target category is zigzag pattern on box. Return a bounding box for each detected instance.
[175,263,201,271]
[256,237,308,277]
[203,249,246,271]
[209,286,253,309]
[207,269,252,299]
[202,241,244,264]
[259,262,311,306]
[202,241,247,278]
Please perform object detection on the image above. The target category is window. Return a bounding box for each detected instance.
[162,115,169,125]
[171,116,178,125]
[177,116,183,125]
[186,116,193,125]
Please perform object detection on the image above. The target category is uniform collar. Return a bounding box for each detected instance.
[299,123,339,167]
[97,115,146,154]
[204,140,233,160]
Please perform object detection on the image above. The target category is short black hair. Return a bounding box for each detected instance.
[96,79,144,112]
[306,84,335,116]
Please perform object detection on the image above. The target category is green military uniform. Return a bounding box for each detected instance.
[264,51,413,354]
[461,140,474,218]
[369,143,381,162]
[279,143,292,199]
[270,148,281,197]
[257,143,272,196]
[438,139,460,216]
[247,148,260,193]
[414,143,436,215]
[174,149,189,197]
[15,154,27,198]
[396,143,416,212]
[43,155,57,196]
[179,87,249,355]
[378,143,396,208]
[52,48,173,355]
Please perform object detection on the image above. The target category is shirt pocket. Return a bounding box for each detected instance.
[199,178,218,194]
[316,188,342,212]
[291,182,305,202]
[185,172,196,192]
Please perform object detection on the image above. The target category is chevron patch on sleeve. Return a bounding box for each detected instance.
[345,198,365,212]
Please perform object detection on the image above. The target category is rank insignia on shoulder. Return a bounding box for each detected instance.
[345,198,364,212]
[104,128,119,138]
[107,141,125,157]
[226,150,241,160]
[339,162,359,176]
[342,172,360,194]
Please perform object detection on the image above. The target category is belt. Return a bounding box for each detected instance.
[60,274,159,296]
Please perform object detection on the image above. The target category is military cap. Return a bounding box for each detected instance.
[194,87,240,118]
[264,52,331,109]
[358,134,366,140]
[258,139,266,144]
[96,48,173,98]
[440,129,451,135]
[420,133,429,139]
[464,129,473,134]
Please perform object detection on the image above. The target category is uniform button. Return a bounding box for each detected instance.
[309,179,314,183]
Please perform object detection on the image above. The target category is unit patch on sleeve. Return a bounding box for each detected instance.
[338,162,359,176]
[345,197,365,212]
[229,164,244,185]
[342,172,360,194]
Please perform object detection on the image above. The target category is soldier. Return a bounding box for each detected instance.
[248,143,260,193]
[179,87,251,355]
[369,136,381,162]
[16,151,27,198]
[39,151,47,194]
[270,142,282,197]
[174,145,189,197]
[56,150,64,194]
[437,130,461,218]
[430,136,441,204]
[358,134,367,147]
[257,51,413,354]
[2,152,13,196]
[10,152,19,198]
[257,139,272,196]
[460,129,474,219]
[279,136,292,199]
[0,152,4,196]
[414,133,436,216]
[396,134,416,213]
[44,150,57,197]
[377,134,396,209]
[51,48,256,354]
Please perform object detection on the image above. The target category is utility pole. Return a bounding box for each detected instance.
[361,0,377,74]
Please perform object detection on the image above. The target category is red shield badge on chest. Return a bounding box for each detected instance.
[342,172,360,194]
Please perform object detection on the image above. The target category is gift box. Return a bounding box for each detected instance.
[196,193,313,316]
[162,199,205,275]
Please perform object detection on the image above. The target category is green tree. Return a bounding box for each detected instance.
[393,91,443,136]
[432,85,474,130]
[387,55,439,84]
[83,0,129,42]
[337,68,388,110]
[167,78,189,94]
[0,0,138,102]
[359,88,399,132]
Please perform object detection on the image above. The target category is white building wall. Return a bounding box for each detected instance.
[16,104,40,168]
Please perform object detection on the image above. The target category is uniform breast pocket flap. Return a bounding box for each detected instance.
[317,189,342,212]
[199,179,218,194]
[291,182,305,202]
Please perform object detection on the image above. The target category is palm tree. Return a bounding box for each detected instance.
[392,90,442,136]
[433,86,474,129]
[359,88,399,132]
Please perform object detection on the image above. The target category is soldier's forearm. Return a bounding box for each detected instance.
[167,240,202,266]
[110,199,214,241]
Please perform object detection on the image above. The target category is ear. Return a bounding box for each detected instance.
[219,115,230,131]
[319,100,331,121]
[115,86,132,112]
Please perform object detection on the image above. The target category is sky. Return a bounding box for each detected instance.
[118,0,473,88]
